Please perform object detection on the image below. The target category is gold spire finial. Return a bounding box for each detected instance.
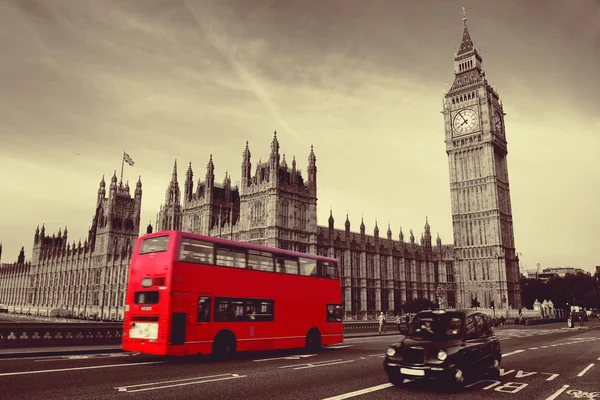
[462,7,467,25]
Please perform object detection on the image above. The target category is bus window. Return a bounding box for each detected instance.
[299,258,317,276]
[214,297,274,322]
[197,296,211,322]
[327,304,343,322]
[215,245,246,268]
[214,298,244,321]
[134,291,160,304]
[252,299,274,322]
[248,250,274,272]
[139,236,169,255]
[275,257,299,274]
[180,238,214,264]
[318,261,339,279]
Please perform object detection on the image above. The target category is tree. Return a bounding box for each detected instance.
[584,290,600,309]
[520,273,600,309]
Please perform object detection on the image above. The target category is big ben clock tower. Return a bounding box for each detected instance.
[443,9,521,310]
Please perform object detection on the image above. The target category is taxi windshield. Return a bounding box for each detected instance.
[408,311,463,341]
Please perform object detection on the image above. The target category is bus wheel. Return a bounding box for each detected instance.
[305,328,322,352]
[212,331,236,359]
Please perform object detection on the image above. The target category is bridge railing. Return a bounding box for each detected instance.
[0,321,399,349]
[0,323,123,349]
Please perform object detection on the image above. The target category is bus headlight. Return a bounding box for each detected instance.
[386,347,396,357]
[437,350,447,361]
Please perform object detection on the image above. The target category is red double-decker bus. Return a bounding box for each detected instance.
[122,230,343,357]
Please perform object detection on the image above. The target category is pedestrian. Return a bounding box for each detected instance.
[378,312,386,333]
[500,316,505,328]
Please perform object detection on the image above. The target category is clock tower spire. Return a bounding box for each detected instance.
[442,8,521,311]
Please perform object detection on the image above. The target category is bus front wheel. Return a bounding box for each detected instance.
[305,328,322,352]
[212,331,236,359]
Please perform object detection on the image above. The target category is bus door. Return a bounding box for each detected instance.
[196,294,213,343]
[170,293,191,346]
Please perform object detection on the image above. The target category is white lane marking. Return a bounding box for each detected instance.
[503,349,525,357]
[35,353,131,362]
[343,337,389,343]
[2,351,137,362]
[598,356,600,361]
[293,360,354,370]
[279,358,354,370]
[545,384,570,400]
[114,373,246,393]
[328,345,354,349]
[322,383,394,400]
[576,363,595,377]
[253,354,317,362]
[529,347,539,350]
[0,361,165,377]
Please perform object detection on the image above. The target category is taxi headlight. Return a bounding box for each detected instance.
[437,350,448,361]
[386,347,396,357]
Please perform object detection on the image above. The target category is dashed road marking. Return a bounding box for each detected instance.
[545,384,570,400]
[279,358,354,370]
[321,383,393,400]
[503,349,525,357]
[114,373,246,393]
[0,361,166,377]
[576,363,595,377]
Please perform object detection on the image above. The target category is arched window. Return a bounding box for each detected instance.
[299,204,307,230]
[281,200,289,228]
[193,215,201,233]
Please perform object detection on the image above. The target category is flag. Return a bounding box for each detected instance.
[124,152,135,166]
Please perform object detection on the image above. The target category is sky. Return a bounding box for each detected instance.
[0,0,598,273]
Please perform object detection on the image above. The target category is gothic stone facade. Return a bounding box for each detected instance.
[155,133,458,317]
[442,11,522,309]
[0,246,30,307]
[0,174,143,320]
[0,12,523,318]
[157,132,318,254]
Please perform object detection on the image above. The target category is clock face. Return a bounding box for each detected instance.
[493,111,504,135]
[452,108,479,135]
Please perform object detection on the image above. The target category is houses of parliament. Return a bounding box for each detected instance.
[0,11,522,320]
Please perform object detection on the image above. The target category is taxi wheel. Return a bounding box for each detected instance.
[449,367,466,390]
[488,355,501,378]
[388,373,404,386]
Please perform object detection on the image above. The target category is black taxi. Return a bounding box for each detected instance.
[383,309,501,388]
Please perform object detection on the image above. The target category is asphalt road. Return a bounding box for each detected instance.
[0,323,598,400]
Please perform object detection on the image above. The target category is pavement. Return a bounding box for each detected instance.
[0,322,599,400]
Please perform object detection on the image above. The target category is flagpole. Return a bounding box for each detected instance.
[120,150,125,185]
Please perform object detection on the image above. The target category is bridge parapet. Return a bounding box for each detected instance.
[0,323,122,349]
[0,321,398,349]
